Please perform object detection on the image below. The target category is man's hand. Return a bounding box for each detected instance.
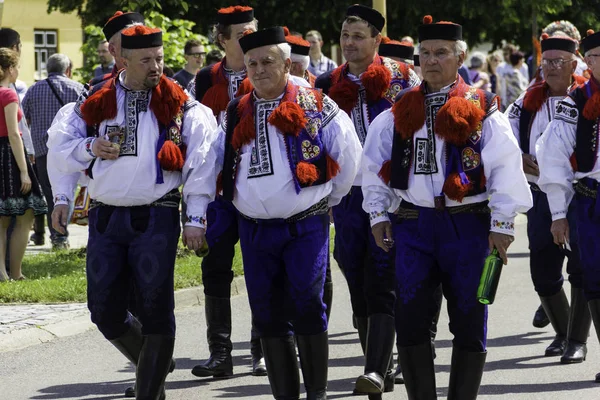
[522,154,540,177]
[372,221,394,252]
[52,204,70,234]
[28,154,35,164]
[92,132,122,160]
[488,232,514,265]
[183,226,207,251]
[551,218,570,248]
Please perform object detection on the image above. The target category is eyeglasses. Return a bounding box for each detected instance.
[541,58,572,69]
[187,52,206,58]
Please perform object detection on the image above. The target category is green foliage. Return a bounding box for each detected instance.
[73,24,104,84]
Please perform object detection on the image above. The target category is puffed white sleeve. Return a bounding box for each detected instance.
[361,109,401,226]
[181,101,224,229]
[482,111,532,235]
[46,103,97,174]
[320,97,361,207]
[504,93,525,145]
[536,98,577,221]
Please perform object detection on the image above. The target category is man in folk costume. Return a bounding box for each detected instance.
[315,4,420,396]
[47,26,221,399]
[362,16,532,399]
[505,34,591,364]
[284,28,317,86]
[378,37,415,65]
[537,28,600,383]
[218,27,361,399]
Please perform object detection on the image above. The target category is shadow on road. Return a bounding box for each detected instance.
[31,378,134,399]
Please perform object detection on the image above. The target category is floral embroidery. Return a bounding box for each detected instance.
[186,215,207,227]
[369,210,387,221]
[301,140,320,160]
[493,219,514,231]
[462,147,481,171]
[85,137,96,157]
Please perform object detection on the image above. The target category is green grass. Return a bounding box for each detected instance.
[0,244,244,304]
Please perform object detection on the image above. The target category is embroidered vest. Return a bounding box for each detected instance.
[220,84,340,201]
[570,84,599,172]
[388,82,497,202]
[194,60,252,117]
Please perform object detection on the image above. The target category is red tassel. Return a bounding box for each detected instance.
[151,76,187,126]
[362,63,392,102]
[81,82,117,126]
[583,91,600,121]
[236,78,254,96]
[570,153,578,171]
[435,97,485,146]
[328,78,359,115]
[378,160,392,184]
[393,88,425,139]
[201,83,230,117]
[574,74,588,86]
[232,113,255,150]
[522,83,548,112]
[268,101,307,136]
[326,154,340,180]
[158,140,184,171]
[296,161,319,185]
[442,172,473,203]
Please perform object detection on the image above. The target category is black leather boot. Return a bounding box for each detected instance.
[447,346,487,400]
[398,342,437,400]
[533,303,550,328]
[297,331,328,400]
[191,296,233,378]
[109,316,143,398]
[323,282,333,323]
[394,353,404,384]
[250,321,267,376]
[262,336,300,400]
[561,288,591,363]
[136,335,175,400]
[124,359,176,398]
[355,314,396,395]
[540,289,569,357]
[355,316,368,353]
[587,299,600,383]
[431,285,443,360]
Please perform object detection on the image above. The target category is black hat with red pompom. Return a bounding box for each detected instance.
[581,29,600,54]
[121,25,163,49]
[239,27,287,54]
[379,37,414,60]
[346,4,385,32]
[418,15,462,42]
[103,11,145,41]
[216,6,254,25]
[541,33,577,54]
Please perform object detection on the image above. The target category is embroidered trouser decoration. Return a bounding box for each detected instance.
[86,206,180,339]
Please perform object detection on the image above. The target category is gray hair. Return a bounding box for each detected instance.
[469,51,486,69]
[454,40,467,57]
[47,53,71,74]
[290,53,310,71]
[277,43,292,61]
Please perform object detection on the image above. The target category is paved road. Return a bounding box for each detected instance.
[1,215,600,399]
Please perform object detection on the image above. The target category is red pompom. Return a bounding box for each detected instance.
[283,26,290,36]
[326,154,340,180]
[522,82,548,112]
[583,91,600,121]
[574,74,588,86]
[242,29,254,37]
[588,29,595,36]
[381,36,392,44]
[296,161,319,185]
[423,15,433,24]
[150,76,187,126]
[218,5,253,15]
[541,33,550,40]
[81,82,117,126]
[268,101,307,136]
[107,11,124,23]
[570,152,578,171]
[393,88,425,139]
[378,160,392,184]
[202,84,230,117]
[442,172,472,203]
[329,79,359,115]
[286,35,311,48]
[236,78,254,96]
[158,140,184,171]
[435,96,485,146]
[361,63,392,102]
[122,25,160,37]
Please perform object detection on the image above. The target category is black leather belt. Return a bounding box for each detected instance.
[89,188,181,210]
[395,200,490,219]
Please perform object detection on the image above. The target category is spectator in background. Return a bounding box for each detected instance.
[486,52,502,94]
[504,51,528,107]
[205,49,223,66]
[22,54,83,250]
[468,51,490,90]
[0,48,47,281]
[163,65,175,78]
[173,39,205,89]
[94,40,115,78]
[305,30,337,77]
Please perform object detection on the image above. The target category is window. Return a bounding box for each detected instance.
[34,30,58,80]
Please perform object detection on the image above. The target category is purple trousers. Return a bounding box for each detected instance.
[574,179,600,301]
[238,213,329,337]
[86,206,180,339]
[394,205,490,352]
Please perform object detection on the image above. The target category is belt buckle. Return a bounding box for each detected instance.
[434,195,446,211]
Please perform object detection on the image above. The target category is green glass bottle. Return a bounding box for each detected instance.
[477,249,504,305]
[195,240,210,258]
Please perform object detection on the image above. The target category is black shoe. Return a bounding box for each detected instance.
[297,331,328,400]
[136,335,174,400]
[262,336,300,400]
[540,290,569,357]
[533,304,550,328]
[596,372,600,383]
[394,355,404,384]
[561,288,591,364]
[124,359,175,398]
[447,346,487,400]
[30,233,45,246]
[397,342,437,400]
[545,336,568,357]
[191,296,233,378]
[250,323,267,376]
[355,314,395,395]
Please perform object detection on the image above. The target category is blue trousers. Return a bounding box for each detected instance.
[86,206,180,339]
[332,187,396,317]
[574,181,600,301]
[527,189,582,297]
[238,213,329,337]
[394,206,489,352]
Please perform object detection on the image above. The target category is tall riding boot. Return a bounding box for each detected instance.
[561,288,591,363]
[250,320,267,376]
[323,282,333,323]
[110,316,144,398]
[355,316,368,353]
[191,296,233,378]
[297,331,328,400]
[431,285,443,359]
[447,346,487,400]
[355,314,395,394]
[586,299,600,382]
[398,342,437,400]
[136,335,175,400]
[539,289,570,357]
[394,352,404,384]
[262,336,301,400]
